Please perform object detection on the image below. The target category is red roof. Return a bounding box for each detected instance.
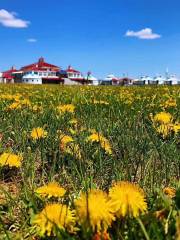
[21,57,60,71]
[2,67,17,79]
[66,65,80,73]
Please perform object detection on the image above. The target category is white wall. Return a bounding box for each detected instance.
[64,78,82,85]
[22,78,42,84]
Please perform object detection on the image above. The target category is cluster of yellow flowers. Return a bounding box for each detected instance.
[31,127,48,140]
[7,98,31,110]
[152,112,180,138]
[57,104,75,114]
[0,153,22,168]
[59,133,82,159]
[162,98,177,109]
[33,181,148,237]
[87,132,112,155]
[0,93,22,101]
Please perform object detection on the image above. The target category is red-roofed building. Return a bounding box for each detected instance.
[1,59,93,85]
[65,65,89,84]
[21,57,60,72]
[2,67,17,83]
[18,57,64,84]
[66,65,83,79]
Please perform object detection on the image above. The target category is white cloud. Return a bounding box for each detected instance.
[27,38,37,43]
[125,28,161,40]
[0,9,30,28]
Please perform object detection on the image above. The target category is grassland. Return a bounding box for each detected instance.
[0,84,179,240]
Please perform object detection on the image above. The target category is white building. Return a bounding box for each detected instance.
[22,72,42,84]
[66,66,84,80]
[19,58,63,84]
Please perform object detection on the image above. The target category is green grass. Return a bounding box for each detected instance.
[0,84,179,239]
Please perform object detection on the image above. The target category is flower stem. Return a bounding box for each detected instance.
[137,217,150,240]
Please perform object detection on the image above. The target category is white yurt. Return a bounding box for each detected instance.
[85,74,99,86]
[165,75,179,85]
[133,77,146,85]
[153,75,165,85]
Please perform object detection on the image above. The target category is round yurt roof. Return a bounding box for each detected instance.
[85,75,97,81]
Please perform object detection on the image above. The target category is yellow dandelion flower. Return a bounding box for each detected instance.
[35,182,66,198]
[57,104,75,114]
[33,203,76,236]
[163,98,177,108]
[109,181,147,218]
[60,134,74,145]
[31,127,48,140]
[20,98,31,106]
[87,133,112,155]
[163,187,176,198]
[7,102,22,110]
[59,134,81,159]
[75,189,115,232]
[0,153,22,168]
[87,133,101,142]
[173,124,180,134]
[153,112,173,124]
[101,139,112,155]
[156,124,173,138]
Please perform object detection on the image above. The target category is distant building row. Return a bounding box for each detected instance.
[101,74,180,86]
[0,58,180,86]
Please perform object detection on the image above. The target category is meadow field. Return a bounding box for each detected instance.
[0,84,179,240]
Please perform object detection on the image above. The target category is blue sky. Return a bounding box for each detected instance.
[0,0,180,78]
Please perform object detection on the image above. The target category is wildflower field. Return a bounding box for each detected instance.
[0,84,179,240]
